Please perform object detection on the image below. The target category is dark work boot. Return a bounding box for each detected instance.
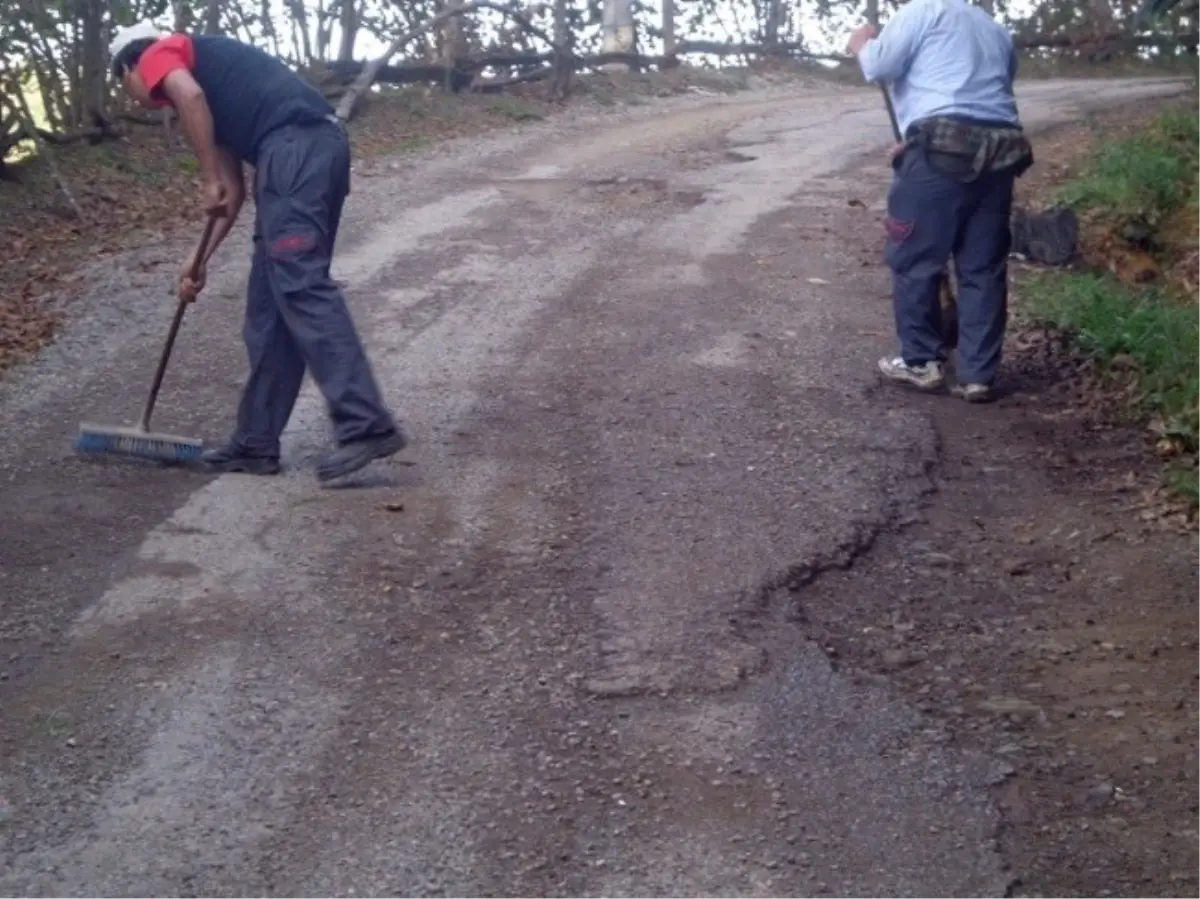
[315,429,408,483]
[201,443,282,475]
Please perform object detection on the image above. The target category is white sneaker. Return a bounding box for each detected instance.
[877,356,946,391]
[951,382,994,403]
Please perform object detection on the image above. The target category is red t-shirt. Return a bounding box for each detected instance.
[136,34,196,106]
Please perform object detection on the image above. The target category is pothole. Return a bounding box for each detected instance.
[491,175,707,209]
[580,176,707,209]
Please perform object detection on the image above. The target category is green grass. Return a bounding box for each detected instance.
[1030,107,1200,507]
[1025,271,1199,451]
[1057,109,1199,233]
[1166,465,1199,508]
[376,134,428,155]
[482,96,545,121]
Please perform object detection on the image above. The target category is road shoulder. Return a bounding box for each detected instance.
[751,101,1199,898]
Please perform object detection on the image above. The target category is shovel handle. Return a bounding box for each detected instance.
[879,84,902,142]
[138,215,219,432]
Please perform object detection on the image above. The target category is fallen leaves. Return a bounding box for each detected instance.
[1009,321,1198,528]
[1078,216,1163,286]
[0,295,59,371]
[0,127,200,373]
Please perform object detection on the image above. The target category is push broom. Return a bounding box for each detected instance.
[75,215,217,464]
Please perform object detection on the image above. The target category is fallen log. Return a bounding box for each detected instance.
[316,28,1198,102]
[1013,29,1197,49]
[0,112,135,155]
[318,47,853,98]
[335,0,569,120]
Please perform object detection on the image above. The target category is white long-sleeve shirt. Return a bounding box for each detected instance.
[857,0,1021,136]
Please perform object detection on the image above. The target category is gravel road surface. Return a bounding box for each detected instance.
[0,75,1189,897]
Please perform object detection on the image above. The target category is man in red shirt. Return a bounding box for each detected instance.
[109,23,406,482]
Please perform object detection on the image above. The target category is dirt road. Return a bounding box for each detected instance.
[0,76,1190,897]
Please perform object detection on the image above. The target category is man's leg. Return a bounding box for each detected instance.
[256,123,403,481]
[881,151,964,389]
[202,236,305,474]
[234,235,309,454]
[952,167,1015,398]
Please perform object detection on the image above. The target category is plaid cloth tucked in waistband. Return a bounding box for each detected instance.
[905,116,1034,182]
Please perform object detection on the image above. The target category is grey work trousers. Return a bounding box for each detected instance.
[234,118,395,457]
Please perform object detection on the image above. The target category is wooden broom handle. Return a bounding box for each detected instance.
[138,216,219,432]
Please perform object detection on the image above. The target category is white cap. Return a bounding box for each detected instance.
[108,21,164,61]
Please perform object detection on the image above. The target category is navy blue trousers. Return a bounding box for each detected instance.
[234,119,395,457]
[885,149,1015,385]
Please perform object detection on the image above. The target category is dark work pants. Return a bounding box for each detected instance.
[234,119,395,457]
[884,149,1015,385]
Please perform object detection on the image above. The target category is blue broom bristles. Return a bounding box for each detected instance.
[75,428,204,463]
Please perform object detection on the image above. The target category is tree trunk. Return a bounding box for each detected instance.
[662,0,676,55]
[338,0,359,62]
[204,0,222,34]
[287,0,315,66]
[79,0,106,126]
[551,0,572,97]
[439,0,469,68]
[260,0,281,56]
[315,0,330,59]
[553,0,569,49]
[601,0,636,72]
[865,0,880,27]
[172,0,194,32]
[764,0,784,47]
[1086,0,1117,32]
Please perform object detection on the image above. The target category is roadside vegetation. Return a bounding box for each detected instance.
[1023,106,1200,508]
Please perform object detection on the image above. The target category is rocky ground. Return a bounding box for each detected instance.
[0,74,1195,897]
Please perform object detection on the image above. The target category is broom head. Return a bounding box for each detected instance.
[75,422,204,464]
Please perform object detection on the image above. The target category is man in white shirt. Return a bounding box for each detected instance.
[847,0,1033,402]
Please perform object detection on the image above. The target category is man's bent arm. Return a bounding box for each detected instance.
[159,68,223,188]
[204,149,245,262]
[858,0,932,84]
